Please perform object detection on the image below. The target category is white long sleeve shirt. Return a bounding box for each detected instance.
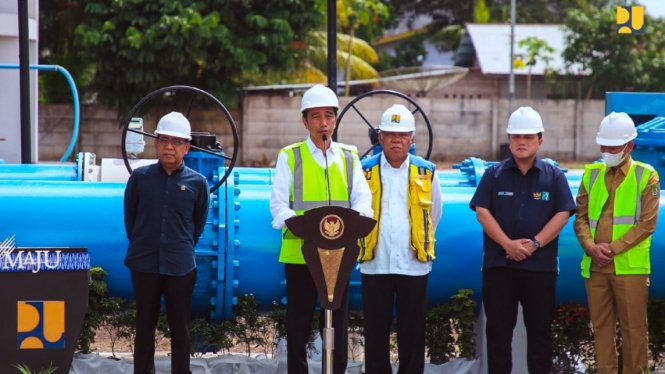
[270,136,373,229]
[359,154,442,276]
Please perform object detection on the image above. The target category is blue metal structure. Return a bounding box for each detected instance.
[605,92,665,119]
[633,117,665,181]
[606,91,665,180]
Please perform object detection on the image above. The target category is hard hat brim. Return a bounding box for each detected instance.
[506,129,544,134]
[379,126,415,133]
[300,104,340,113]
[155,130,192,141]
[595,134,636,146]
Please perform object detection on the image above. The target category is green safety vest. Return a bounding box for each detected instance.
[279,141,356,264]
[580,161,655,278]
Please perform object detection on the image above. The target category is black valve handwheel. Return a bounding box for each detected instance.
[121,85,239,193]
[334,89,433,160]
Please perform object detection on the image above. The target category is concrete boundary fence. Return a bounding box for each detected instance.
[37,97,605,165]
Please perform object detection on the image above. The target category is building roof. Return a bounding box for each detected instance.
[456,23,585,76]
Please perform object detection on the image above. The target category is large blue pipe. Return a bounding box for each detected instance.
[0,164,77,181]
[0,156,661,322]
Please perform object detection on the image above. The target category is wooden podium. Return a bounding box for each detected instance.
[286,206,376,374]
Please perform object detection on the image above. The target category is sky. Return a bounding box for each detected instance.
[638,0,665,18]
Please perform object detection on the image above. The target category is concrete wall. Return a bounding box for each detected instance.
[241,94,605,164]
[497,75,550,100]
[37,97,604,165]
[38,104,241,163]
[433,68,499,99]
[430,69,581,101]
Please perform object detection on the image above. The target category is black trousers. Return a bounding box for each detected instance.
[482,267,557,374]
[362,273,428,374]
[285,263,349,374]
[131,269,197,374]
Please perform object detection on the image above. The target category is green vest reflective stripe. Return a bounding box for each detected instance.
[288,145,354,210]
[580,161,655,278]
[279,142,356,264]
[359,154,436,263]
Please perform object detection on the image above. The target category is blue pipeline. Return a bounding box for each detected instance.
[0,156,662,322]
[0,164,77,181]
[0,160,585,188]
[0,155,582,187]
[0,64,80,162]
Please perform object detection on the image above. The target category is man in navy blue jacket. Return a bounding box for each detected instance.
[470,107,576,374]
[124,112,209,374]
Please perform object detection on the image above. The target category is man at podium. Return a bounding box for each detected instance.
[269,84,373,374]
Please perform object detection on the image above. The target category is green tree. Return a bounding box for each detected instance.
[99,297,136,358]
[430,0,491,53]
[74,0,322,111]
[243,0,386,87]
[232,294,268,356]
[39,1,94,104]
[562,1,665,98]
[243,30,383,87]
[76,267,109,354]
[385,0,612,52]
[424,289,477,364]
[515,36,555,99]
[309,31,381,81]
[490,0,612,24]
[393,34,429,68]
[337,0,388,95]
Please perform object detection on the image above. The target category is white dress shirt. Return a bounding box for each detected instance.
[359,154,442,276]
[270,136,373,229]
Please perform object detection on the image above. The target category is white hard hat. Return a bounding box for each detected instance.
[596,112,637,146]
[300,84,339,113]
[379,104,416,133]
[155,112,191,140]
[506,106,544,134]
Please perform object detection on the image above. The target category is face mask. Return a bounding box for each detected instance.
[601,145,627,167]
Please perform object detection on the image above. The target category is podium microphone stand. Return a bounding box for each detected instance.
[286,206,376,374]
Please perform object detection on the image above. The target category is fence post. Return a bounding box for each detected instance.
[574,99,583,161]
[491,98,499,160]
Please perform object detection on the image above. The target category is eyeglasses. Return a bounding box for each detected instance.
[380,132,413,139]
[157,137,188,146]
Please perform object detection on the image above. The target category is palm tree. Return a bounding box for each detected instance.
[241,31,381,87]
[337,0,388,95]
[430,0,490,52]
[514,37,555,99]
[242,1,386,90]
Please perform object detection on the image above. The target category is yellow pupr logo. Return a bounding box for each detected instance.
[617,6,644,34]
[17,301,65,349]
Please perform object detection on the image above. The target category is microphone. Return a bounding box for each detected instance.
[322,134,332,206]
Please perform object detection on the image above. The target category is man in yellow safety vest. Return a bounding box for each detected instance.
[359,104,442,374]
[269,84,373,374]
[574,112,660,374]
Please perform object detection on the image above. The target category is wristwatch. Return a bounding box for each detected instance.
[531,238,541,250]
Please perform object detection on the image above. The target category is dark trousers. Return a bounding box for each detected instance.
[285,263,349,374]
[482,267,557,374]
[362,273,428,374]
[131,269,197,374]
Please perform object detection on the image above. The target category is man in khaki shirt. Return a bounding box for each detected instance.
[574,112,659,374]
